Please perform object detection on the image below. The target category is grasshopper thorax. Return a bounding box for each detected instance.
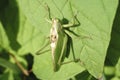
[50,18,62,43]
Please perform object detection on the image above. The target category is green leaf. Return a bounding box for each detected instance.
[105,1,120,79]
[0,72,9,80]
[0,71,20,80]
[0,0,41,55]
[104,66,115,75]
[17,16,45,55]
[115,59,120,77]
[34,53,85,80]
[0,58,20,73]
[0,22,10,50]
[17,0,118,79]
[0,0,21,54]
[111,77,120,80]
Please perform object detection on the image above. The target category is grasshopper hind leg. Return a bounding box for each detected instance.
[61,36,80,65]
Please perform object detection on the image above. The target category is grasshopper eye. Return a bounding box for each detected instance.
[51,35,57,43]
[53,35,56,39]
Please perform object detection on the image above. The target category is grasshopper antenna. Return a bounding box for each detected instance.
[52,0,68,18]
[37,0,52,20]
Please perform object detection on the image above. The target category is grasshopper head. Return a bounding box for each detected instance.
[52,18,62,32]
[52,18,60,24]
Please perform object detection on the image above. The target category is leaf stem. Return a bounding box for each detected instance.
[9,53,29,76]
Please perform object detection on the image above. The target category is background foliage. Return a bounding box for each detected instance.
[0,0,119,80]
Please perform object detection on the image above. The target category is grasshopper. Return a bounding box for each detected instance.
[36,0,80,72]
